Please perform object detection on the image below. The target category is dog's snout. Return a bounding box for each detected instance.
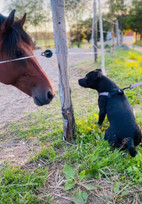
[78,78,88,88]
[78,79,82,85]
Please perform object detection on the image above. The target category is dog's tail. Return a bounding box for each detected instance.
[127,138,137,157]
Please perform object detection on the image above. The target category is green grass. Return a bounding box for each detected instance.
[71,41,91,49]
[134,41,142,47]
[36,39,92,49]
[0,166,49,203]
[0,49,142,203]
[36,40,55,49]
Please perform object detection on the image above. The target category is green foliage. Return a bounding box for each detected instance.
[34,146,56,163]
[70,16,111,46]
[121,0,142,36]
[73,190,88,204]
[0,166,48,203]
[64,179,75,190]
[63,163,76,180]
[6,0,47,27]
[129,0,142,35]
[134,41,142,47]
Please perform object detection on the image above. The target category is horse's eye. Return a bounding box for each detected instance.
[15,50,24,58]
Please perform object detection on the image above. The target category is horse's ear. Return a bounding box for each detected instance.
[0,10,15,35]
[5,10,16,30]
[17,13,26,27]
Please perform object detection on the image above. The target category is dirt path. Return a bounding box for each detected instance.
[0,48,94,128]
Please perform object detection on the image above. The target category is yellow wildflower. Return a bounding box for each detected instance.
[94,113,99,119]
[87,127,92,130]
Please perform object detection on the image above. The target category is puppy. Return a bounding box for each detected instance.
[78,69,142,157]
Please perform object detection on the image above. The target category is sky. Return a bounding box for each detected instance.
[0,0,7,15]
[0,0,108,15]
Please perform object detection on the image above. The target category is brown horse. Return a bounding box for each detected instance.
[0,10,55,106]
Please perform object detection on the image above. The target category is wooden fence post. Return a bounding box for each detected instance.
[110,0,114,53]
[92,0,98,63]
[98,0,106,75]
[50,0,76,141]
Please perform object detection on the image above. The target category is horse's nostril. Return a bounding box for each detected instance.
[47,91,54,100]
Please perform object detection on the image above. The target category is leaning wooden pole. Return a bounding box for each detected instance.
[50,0,75,141]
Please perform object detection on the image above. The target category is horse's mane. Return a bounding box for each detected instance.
[0,14,5,26]
[0,14,34,58]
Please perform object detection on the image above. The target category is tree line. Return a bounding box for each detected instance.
[4,0,142,46]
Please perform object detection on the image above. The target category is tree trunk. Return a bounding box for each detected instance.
[77,34,80,48]
[50,0,76,141]
[116,20,120,48]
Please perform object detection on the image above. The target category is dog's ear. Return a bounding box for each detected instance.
[94,69,102,79]
[96,69,102,72]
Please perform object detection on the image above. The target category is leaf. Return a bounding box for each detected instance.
[64,180,75,190]
[121,190,130,196]
[63,163,76,179]
[73,190,88,204]
[114,181,119,193]
[96,134,100,140]
[85,168,98,178]
[83,184,96,190]
[79,170,86,181]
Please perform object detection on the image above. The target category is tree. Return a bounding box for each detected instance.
[5,0,47,37]
[106,0,127,42]
[125,0,142,40]
[70,18,92,47]
[83,18,92,43]
[65,0,92,47]
[70,22,85,47]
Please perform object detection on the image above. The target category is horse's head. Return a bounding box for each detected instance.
[0,10,55,106]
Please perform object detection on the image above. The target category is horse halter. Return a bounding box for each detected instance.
[0,49,53,64]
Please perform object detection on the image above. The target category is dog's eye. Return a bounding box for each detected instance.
[86,76,91,81]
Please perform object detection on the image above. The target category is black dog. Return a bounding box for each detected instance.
[78,69,142,157]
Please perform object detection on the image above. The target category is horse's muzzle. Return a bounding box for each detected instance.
[34,90,54,106]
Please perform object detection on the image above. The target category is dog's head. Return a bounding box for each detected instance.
[78,69,102,89]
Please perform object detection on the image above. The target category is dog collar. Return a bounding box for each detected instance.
[99,89,124,98]
[99,92,109,96]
